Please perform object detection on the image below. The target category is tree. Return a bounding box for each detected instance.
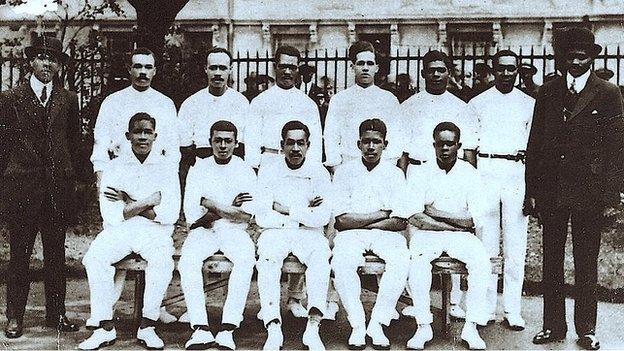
[126,0,191,61]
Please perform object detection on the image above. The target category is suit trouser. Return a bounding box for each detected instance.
[178,222,256,328]
[82,218,175,325]
[332,229,409,327]
[257,228,331,325]
[6,198,68,320]
[541,207,602,336]
[478,158,528,316]
[408,229,490,325]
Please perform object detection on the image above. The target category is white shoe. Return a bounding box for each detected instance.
[450,304,466,320]
[366,321,390,349]
[137,326,165,350]
[79,328,116,350]
[406,324,433,350]
[323,302,339,321]
[185,328,215,350]
[461,323,486,350]
[178,312,190,324]
[215,330,236,350]
[402,305,417,317]
[503,313,526,331]
[287,299,308,318]
[263,322,283,350]
[348,325,366,350]
[302,320,325,351]
[158,307,178,324]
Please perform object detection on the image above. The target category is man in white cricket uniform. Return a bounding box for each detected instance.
[178,121,257,350]
[467,50,534,330]
[178,47,250,163]
[255,120,332,350]
[401,50,478,319]
[91,47,180,186]
[80,113,179,350]
[324,41,404,171]
[332,119,410,350]
[402,122,490,350]
[246,45,322,169]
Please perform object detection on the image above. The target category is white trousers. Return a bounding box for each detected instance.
[178,221,256,328]
[332,229,409,327]
[257,228,331,325]
[82,218,174,325]
[408,229,490,325]
[478,158,528,316]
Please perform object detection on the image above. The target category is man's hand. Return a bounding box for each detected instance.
[309,196,323,208]
[146,191,162,207]
[273,201,289,215]
[104,187,134,203]
[232,192,253,207]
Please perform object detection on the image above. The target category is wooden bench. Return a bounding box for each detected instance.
[114,253,502,335]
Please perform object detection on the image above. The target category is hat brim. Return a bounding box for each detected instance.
[25,46,69,63]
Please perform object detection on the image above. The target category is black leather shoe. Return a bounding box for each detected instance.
[4,318,23,339]
[532,329,566,344]
[577,334,600,350]
[45,315,79,332]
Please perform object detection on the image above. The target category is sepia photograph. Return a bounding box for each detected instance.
[0,0,623,349]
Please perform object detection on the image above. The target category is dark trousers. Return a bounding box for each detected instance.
[5,197,68,321]
[541,207,602,336]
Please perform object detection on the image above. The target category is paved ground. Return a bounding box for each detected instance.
[1,277,624,350]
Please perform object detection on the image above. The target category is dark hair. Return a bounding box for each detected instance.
[493,49,520,67]
[359,118,387,139]
[433,121,461,141]
[210,120,238,140]
[281,120,310,141]
[206,47,233,63]
[348,41,376,63]
[274,45,301,65]
[129,47,155,65]
[128,112,156,132]
[422,50,453,70]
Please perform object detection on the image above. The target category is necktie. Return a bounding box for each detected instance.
[569,78,577,95]
[40,85,47,105]
[563,78,579,122]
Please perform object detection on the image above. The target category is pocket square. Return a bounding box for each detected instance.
[591,110,598,115]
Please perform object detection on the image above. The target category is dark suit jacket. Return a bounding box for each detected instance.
[525,72,624,212]
[0,82,81,222]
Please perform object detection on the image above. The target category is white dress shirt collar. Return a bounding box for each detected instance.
[30,75,53,105]
[567,69,591,93]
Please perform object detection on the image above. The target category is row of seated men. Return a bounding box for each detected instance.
[80,115,493,351]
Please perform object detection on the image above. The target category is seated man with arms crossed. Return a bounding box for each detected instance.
[404,122,490,350]
[80,113,180,350]
[331,118,410,350]
[255,120,332,350]
[178,120,257,350]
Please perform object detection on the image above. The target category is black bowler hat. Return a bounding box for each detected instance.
[560,27,602,56]
[595,67,614,80]
[25,35,69,63]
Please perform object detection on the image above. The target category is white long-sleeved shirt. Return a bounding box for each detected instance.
[91,86,181,173]
[178,87,251,148]
[402,159,486,228]
[467,87,534,155]
[99,151,181,228]
[184,155,258,230]
[256,157,332,229]
[246,85,322,168]
[324,84,404,167]
[401,90,477,162]
[30,75,52,106]
[332,159,406,217]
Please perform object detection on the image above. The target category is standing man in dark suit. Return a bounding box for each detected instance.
[0,35,81,338]
[525,27,624,350]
